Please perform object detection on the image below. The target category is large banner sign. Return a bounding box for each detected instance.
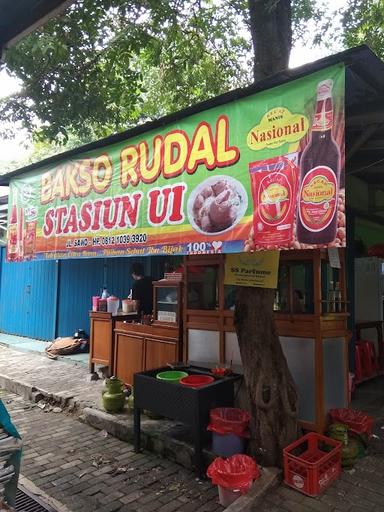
[7,64,345,261]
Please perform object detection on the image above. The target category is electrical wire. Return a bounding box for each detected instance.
[348,155,384,176]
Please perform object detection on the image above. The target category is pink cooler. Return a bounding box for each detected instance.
[92,296,100,311]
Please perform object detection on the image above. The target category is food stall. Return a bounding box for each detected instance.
[184,249,349,433]
[88,271,184,383]
[2,45,384,436]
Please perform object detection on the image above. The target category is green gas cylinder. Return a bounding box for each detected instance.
[327,423,359,469]
[102,376,125,413]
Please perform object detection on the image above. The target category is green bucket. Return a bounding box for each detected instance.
[156,370,188,383]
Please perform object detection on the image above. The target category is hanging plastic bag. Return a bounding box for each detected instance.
[207,454,260,492]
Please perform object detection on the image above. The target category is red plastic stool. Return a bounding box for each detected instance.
[354,344,364,383]
[360,342,373,377]
[358,341,377,378]
[366,342,378,373]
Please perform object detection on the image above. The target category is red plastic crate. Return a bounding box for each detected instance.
[329,408,374,439]
[283,433,341,497]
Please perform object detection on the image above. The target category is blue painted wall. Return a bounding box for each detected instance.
[56,258,105,337]
[0,249,57,340]
[0,251,169,340]
[0,247,3,299]
[104,256,155,300]
[56,256,166,338]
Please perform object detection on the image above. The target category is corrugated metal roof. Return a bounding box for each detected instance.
[0,0,75,52]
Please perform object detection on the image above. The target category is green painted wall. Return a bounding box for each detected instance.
[355,217,384,247]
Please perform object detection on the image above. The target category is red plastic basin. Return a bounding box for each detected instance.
[180,375,214,388]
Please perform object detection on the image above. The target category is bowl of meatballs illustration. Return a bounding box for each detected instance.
[187,176,248,235]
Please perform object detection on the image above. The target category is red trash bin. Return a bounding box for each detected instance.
[208,408,250,457]
[207,454,260,507]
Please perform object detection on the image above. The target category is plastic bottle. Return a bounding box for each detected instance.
[101,287,109,299]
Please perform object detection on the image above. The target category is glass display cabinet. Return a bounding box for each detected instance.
[153,281,182,325]
[113,280,183,386]
[184,249,350,434]
[274,261,314,313]
[272,250,349,434]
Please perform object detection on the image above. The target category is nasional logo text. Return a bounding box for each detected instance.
[247,107,309,151]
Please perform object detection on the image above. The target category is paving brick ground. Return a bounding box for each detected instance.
[3,340,384,512]
[0,345,202,465]
[0,344,225,473]
[0,344,103,410]
[1,389,223,512]
[253,377,384,512]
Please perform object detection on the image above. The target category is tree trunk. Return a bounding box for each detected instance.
[232,0,297,468]
[235,287,298,467]
[248,0,292,81]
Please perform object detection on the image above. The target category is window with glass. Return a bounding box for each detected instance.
[321,261,343,314]
[274,261,314,314]
[223,261,314,314]
[274,264,290,312]
[155,285,178,323]
[224,285,236,310]
[187,265,219,310]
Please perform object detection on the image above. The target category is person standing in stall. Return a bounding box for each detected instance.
[131,263,154,320]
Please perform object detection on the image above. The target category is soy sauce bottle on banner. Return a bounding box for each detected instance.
[7,204,18,261]
[297,79,341,244]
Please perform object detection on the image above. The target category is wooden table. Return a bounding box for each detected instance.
[113,321,182,385]
[89,311,137,375]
